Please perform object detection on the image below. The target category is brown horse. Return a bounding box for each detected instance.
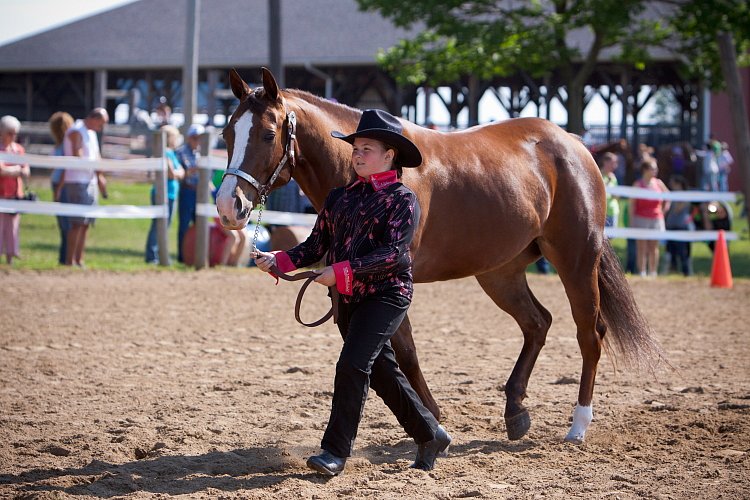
[215,68,664,444]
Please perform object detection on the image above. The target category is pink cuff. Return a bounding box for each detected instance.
[267,251,297,283]
[332,260,354,296]
[273,251,297,273]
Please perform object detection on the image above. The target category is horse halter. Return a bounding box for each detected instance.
[222,110,297,197]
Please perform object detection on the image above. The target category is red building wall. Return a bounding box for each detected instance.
[711,66,750,192]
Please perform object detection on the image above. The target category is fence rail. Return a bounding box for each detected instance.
[0,144,743,267]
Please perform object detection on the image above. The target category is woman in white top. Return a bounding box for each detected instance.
[56,108,109,267]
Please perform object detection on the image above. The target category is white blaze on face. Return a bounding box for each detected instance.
[228,111,254,170]
[216,110,254,226]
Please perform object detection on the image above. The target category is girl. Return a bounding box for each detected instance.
[255,109,451,476]
[0,115,30,264]
[145,125,184,264]
[629,159,670,277]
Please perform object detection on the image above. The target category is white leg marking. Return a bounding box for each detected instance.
[564,403,593,444]
[228,111,253,170]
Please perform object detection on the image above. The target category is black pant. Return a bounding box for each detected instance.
[666,240,692,276]
[321,296,439,458]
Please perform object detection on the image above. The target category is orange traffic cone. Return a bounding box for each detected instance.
[710,230,733,289]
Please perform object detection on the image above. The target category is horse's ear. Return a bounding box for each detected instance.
[261,67,280,101]
[229,68,250,100]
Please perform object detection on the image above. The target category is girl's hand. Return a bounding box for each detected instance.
[314,266,336,287]
[253,251,276,272]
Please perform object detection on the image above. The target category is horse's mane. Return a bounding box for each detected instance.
[283,88,361,123]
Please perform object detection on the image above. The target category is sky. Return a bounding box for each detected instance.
[1,0,646,128]
[0,0,138,46]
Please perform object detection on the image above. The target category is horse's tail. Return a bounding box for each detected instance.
[597,239,667,373]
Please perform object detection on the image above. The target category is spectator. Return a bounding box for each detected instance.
[629,160,669,277]
[49,111,75,265]
[0,115,30,264]
[266,178,314,214]
[693,200,732,254]
[127,88,156,154]
[637,143,655,163]
[154,97,172,127]
[176,123,204,263]
[145,125,184,264]
[696,141,720,191]
[664,175,693,276]
[717,142,734,192]
[56,108,109,267]
[599,152,620,227]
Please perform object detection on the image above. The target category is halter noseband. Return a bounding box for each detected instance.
[223,110,297,196]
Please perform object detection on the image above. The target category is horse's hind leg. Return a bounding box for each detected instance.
[391,314,441,421]
[475,269,552,440]
[541,239,606,444]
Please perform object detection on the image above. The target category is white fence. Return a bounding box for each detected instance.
[0,145,742,267]
[603,186,739,242]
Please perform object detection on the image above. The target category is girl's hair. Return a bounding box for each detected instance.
[48,111,74,146]
[0,115,21,135]
[380,141,403,178]
[160,124,182,149]
[639,159,657,172]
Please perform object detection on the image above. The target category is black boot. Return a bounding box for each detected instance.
[410,425,452,471]
[306,450,347,476]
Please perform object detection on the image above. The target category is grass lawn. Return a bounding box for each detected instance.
[7,177,750,278]
[13,178,189,271]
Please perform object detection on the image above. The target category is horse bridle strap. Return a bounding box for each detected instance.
[269,264,339,328]
[223,110,297,196]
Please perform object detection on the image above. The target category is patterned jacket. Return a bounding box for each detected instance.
[274,170,420,304]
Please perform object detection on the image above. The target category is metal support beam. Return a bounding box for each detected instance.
[269,0,284,87]
[94,69,107,109]
[182,0,200,132]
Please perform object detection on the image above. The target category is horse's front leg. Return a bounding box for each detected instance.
[391,313,441,421]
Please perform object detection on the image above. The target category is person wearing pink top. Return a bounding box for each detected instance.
[629,160,670,277]
[0,115,30,264]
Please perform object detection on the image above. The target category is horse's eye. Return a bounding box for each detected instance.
[263,132,276,142]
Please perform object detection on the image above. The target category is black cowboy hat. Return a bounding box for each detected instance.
[331,109,423,168]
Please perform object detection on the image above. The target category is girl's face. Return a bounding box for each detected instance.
[351,138,394,179]
[1,129,17,146]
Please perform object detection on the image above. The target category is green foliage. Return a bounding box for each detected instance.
[671,0,750,90]
[359,0,670,83]
[359,0,750,123]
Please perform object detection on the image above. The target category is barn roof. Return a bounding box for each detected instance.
[0,0,676,73]
[0,0,420,72]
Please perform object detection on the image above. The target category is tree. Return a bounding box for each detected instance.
[356,0,748,133]
[669,0,750,89]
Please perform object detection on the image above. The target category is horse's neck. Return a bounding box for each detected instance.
[287,93,358,211]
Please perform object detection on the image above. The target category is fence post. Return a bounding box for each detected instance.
[152,130,170,266]
[194,133,211,269]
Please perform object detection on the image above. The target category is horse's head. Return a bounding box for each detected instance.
[216,67,296,229]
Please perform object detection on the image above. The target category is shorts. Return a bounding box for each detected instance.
[631,215,664,231]
[62,183,97,225]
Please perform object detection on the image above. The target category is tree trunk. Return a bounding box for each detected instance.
[566,81,585,134]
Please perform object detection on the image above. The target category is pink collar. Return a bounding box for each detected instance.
[351,170,399,191]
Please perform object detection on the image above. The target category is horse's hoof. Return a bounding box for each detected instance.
[505,410,531,440]
[563,435,584,445]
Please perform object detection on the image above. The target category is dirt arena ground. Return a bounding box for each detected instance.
[1,269,748,499]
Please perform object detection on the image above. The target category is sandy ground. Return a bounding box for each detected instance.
[1,269,748,499]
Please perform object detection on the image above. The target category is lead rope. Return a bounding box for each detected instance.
[251,192,267,255]
[250,192,337,327]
